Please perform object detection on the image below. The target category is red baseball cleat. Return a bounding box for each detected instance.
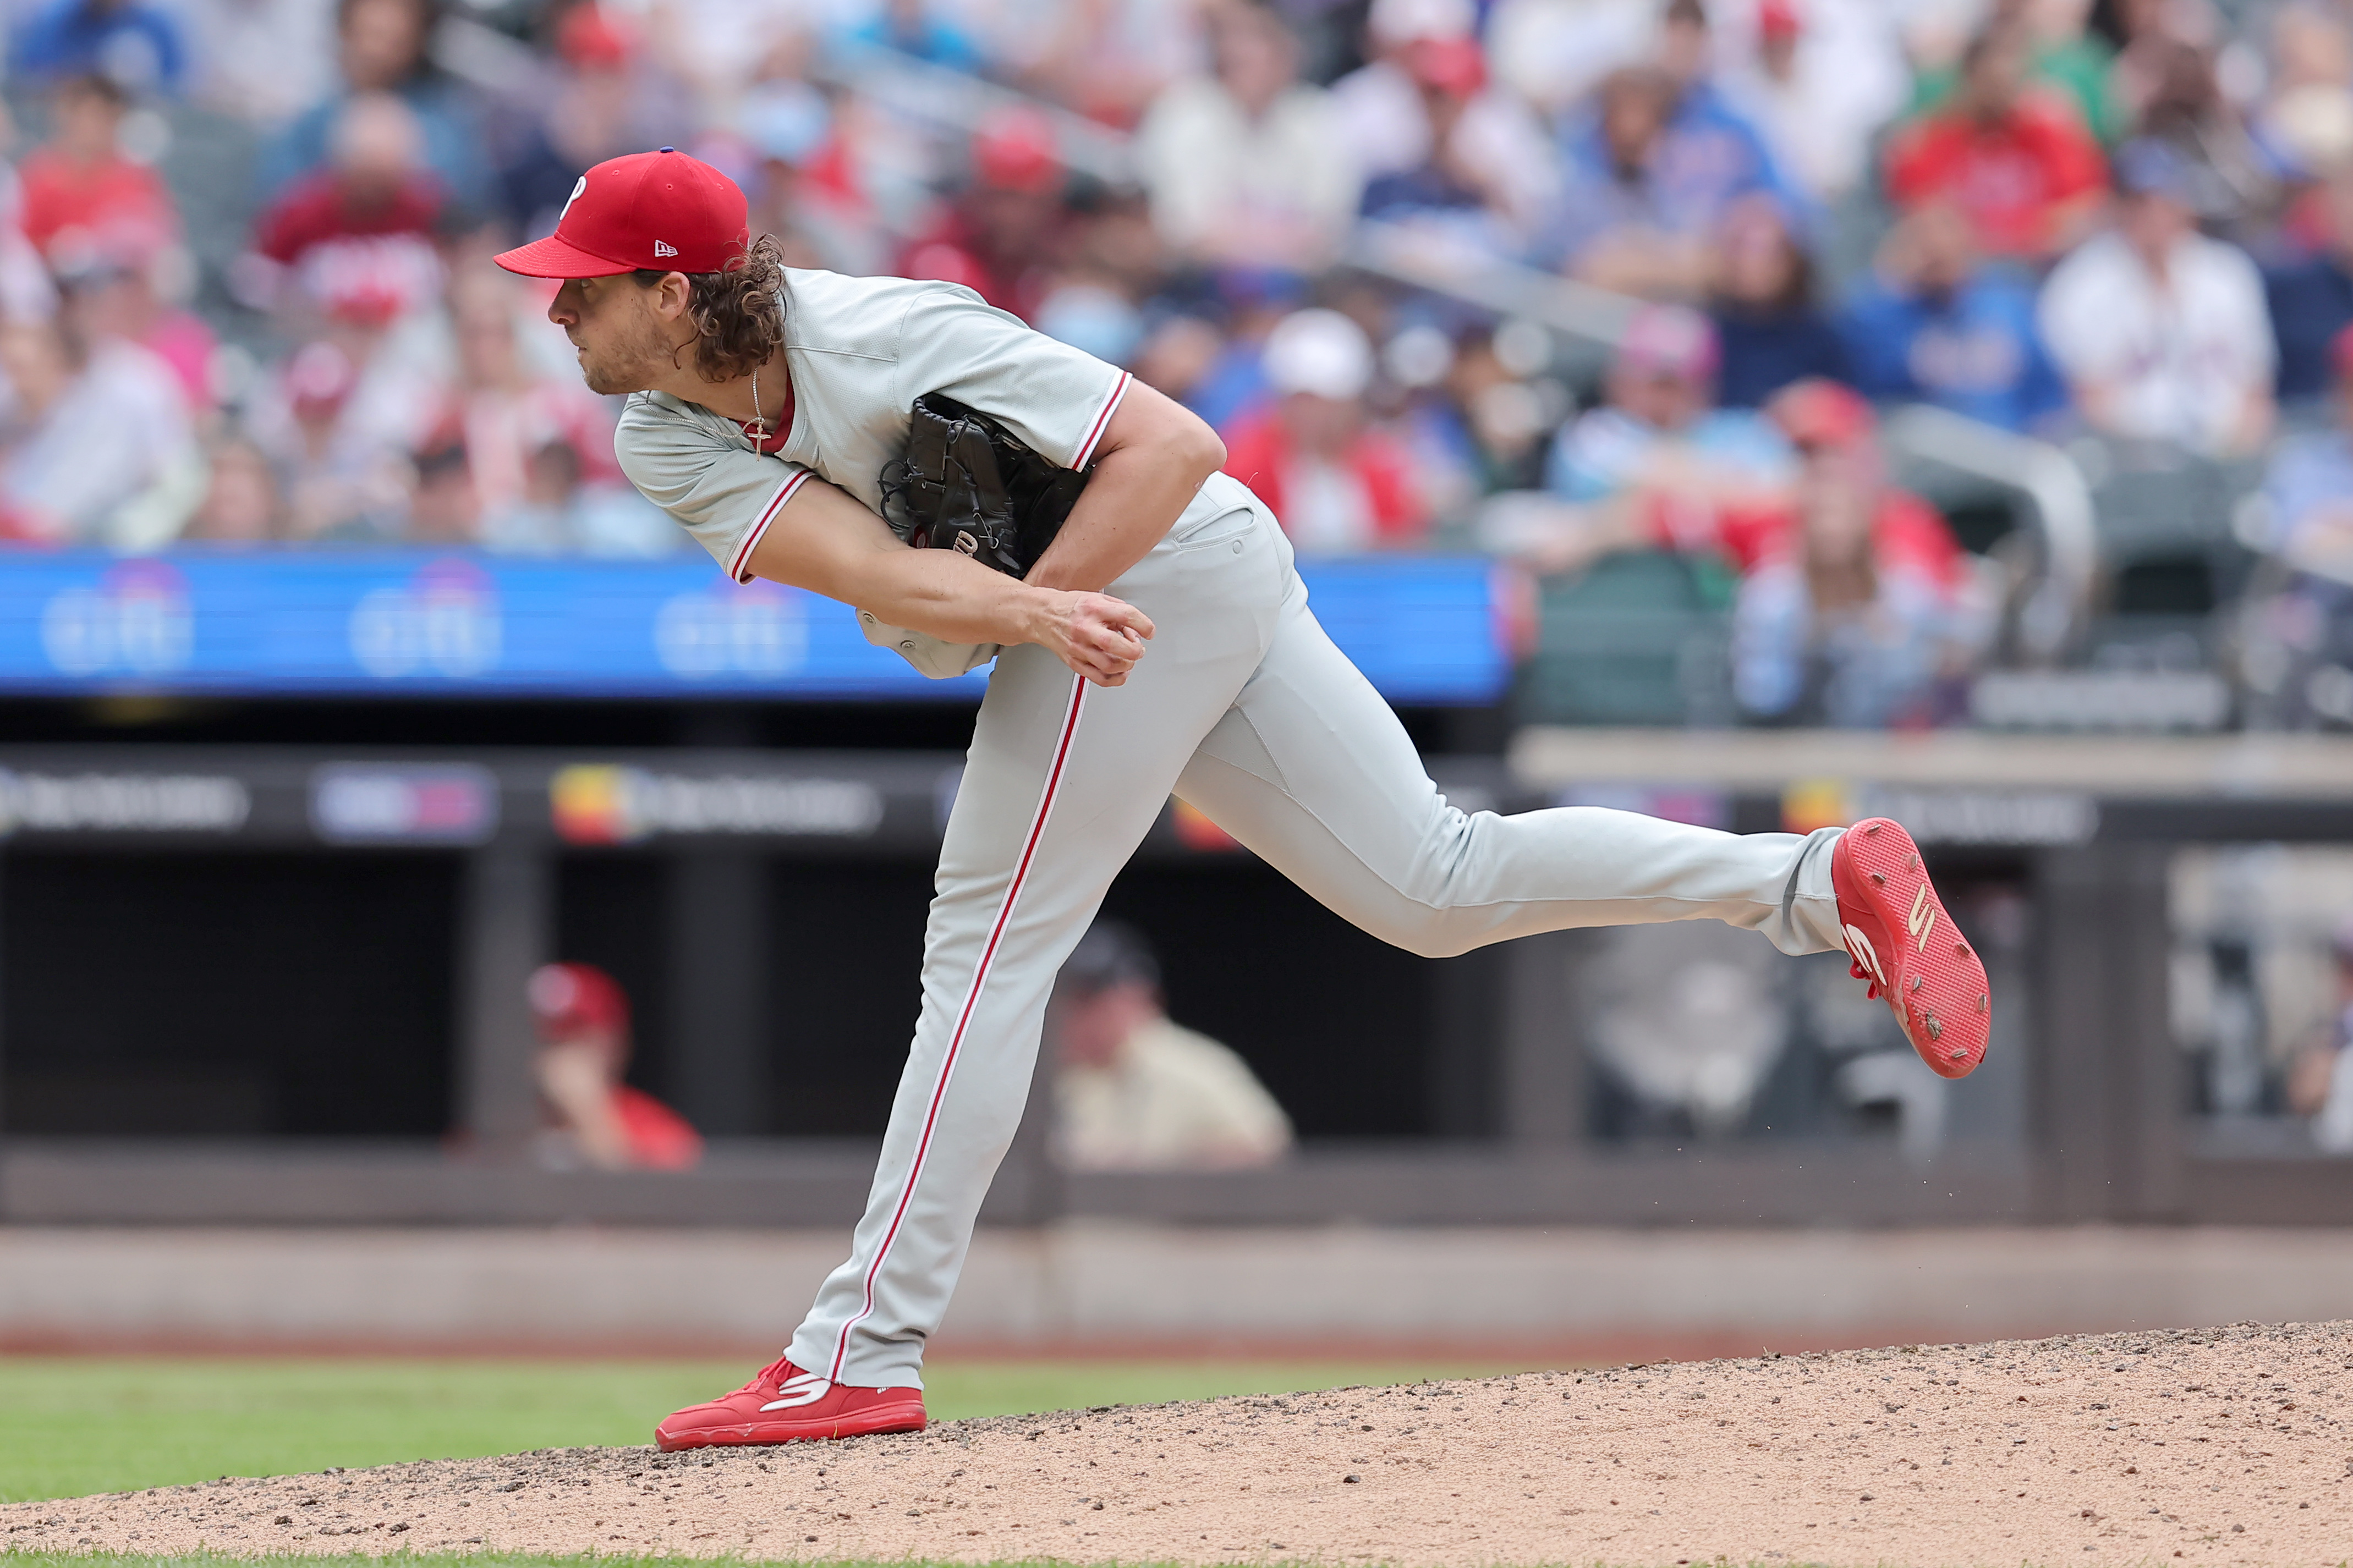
[1831,818,1991,1081]
[654,1355,926,1451]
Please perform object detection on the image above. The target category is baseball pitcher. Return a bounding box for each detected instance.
[495,148,1992,1450]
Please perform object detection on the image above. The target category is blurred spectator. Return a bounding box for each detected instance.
[242,337,419,540]
[897,106,1068,321]
[260,0,489,218]
[1032,272,1147,370]
[1541,65,1709,296]
[1730,379,1976,727]
[2251,5,2353,188]
[1221,307,1428,553]
[9,0,185,95]
[1333,0,1476,175]
[2266,326,2353,586]
[243,92,446,327]
[182,0,336,128]
[1545,0,1803,298]
[1491,304,1791,576]
[1335,0,1555,233]
[1052,921,1291,1172]
[2103,0,2224,137]
[1133,0,1362,273]
[1049,184,1163,320]
[58,251,213,415]
[0,158,59,324]
[1719,0,1910,202]
[1485,0,1656,116]
[1133,311,1229,410]
[2286,917,2353,1152]
[405,426,476,544]
[528,962,701,1173]
[2264,169,2353,406]
[2039,137,2275,455]
[1394,323,1554,512]
[15,73,178,268]
[1908,0,2123,146]
[977,0,1205,127]
[0,313,199,547]
[1884,18,2107,265]
[442,276,607,535]
[1356,37,1528,256]
[1650,0,1801,201]
[1840,200,2069,433]
[183,436,283,544]
[2124,30,2273,226]
[497,5,687,243]
[2249,322,2353,729]
[1545,303,1790,505]
[432,271,666,555]
[1705,194,1847,409]
[1170,269,1309,430]
[840,0,986,74]
[737,78,888,278]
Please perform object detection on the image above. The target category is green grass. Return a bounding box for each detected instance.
[0,1356,1522,1506]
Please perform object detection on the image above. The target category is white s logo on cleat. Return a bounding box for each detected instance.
[1907,883,1937,952]
[761,1373,832,1411]
[1842,925,1887,989]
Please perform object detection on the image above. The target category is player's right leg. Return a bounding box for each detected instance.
[655,498,1292,1450]
[1171,579,1990,1078]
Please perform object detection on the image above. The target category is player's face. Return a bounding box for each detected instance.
[548,274,676,396]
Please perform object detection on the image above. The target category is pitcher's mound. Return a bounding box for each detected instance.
[8,1321,2350,1565]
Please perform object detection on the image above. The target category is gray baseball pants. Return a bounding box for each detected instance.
[788,478,1845,1388]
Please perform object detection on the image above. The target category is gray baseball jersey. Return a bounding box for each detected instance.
[617,269,1154,678]
[617,268,1848,1391]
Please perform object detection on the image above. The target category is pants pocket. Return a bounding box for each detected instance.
[1167,504,1258,551]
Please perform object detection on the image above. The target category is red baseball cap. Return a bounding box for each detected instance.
[494,147,748,279]
[1406,35,1487,97]
[1770,378,1876,450]
[972,106,1062,194]
[529,961,631,1040]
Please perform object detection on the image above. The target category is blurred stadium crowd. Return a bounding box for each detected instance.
[5,0,2353,729]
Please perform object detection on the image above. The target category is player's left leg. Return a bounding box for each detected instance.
[1172,579,1990,1078]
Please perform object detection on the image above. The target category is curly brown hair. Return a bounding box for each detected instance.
[635,234,787,384]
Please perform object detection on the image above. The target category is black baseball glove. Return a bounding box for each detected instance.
[877,394,1092,577]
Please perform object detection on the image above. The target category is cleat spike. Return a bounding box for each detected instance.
[1978,992,1989,1013]
[1925,1014,1942,1041]
[1871,871,1886,885]
[1863,823,1882,835]
[1957,943,1972,958]
[1906,854,1920,872]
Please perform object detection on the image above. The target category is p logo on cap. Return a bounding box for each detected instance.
[495,148,749,279]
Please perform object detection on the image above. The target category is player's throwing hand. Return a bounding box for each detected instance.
[1034,591,1154,687]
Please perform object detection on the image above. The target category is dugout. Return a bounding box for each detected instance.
[6,724,2353,1234]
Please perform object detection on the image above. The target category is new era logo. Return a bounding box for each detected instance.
[653,240,678,258]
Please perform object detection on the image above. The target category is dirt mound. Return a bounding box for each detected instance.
[8,1321,2352,1565]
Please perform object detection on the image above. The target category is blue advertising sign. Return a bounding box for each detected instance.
[0,551,1506,705]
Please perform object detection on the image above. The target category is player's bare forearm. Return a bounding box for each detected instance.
[743,475,1156,686]
[1026,380,1226,593]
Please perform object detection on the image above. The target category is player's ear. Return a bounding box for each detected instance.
[650,271,695,322]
